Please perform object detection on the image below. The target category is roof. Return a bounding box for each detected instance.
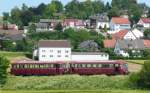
[63,19,85,26]
[116,39,145,50]
[144,40,150,48]
[40,19,62,23]
[141,18,150,23]
[112,30,129,39]
[111,17,130,24]
[72,52,108,55]
[103,39,116,48]
[39,40,71,48]
[0,30,24,40]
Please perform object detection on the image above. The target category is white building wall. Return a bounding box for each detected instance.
[71,54,109,61]
[97,22,110,29]
[124,31,136,40]
[39,47,71,61]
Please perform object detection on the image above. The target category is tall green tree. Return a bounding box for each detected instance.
[0,56,9,86]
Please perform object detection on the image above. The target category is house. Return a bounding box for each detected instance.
[36,19,62,32]
[71,52,109,61]
[38,40,71,61]
[114,40,145,57]
[0,30,24,41]
[37,40,109,62]
[63,19,85,29]
[0,24,18,30]
[112,29,143,40]
[138,18,150,28]
[110,17,131,31]
[89,14,109,29]
[103,39,116,48]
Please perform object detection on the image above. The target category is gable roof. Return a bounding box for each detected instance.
[39,40,71,48]
[116,40,145,50]
[144,40,150,48]
[103,39,116,48]
[111,17,130,24]
[140,18,150,23]
[112,30,129,39]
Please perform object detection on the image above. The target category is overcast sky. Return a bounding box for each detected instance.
[0,0,149,16]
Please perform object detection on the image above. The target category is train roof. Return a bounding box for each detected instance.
[70,60,127,64]
[12,60,127,64]
[12,60,67,64]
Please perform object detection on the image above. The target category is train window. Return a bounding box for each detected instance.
[74,64,78,68]
[77,64,82,68]
[102,64,110,68]
[87,64,91,68]
[40,64,44,68]
[24,64,28,68]
[115,64,119,67]
[97,64,102,68]
[93,64,97,68]
[34,64,39,68]
[44,64,49,68]
[16,64,20,69]
[49,64,54,68]
[109,64,114,68]
[82,64,86,68]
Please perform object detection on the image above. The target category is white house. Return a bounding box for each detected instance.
[38,40,71,62]
[114,40,145,57]
[138,18,150,28]
[38,40,109,62]
[110,17,131,31]
[112,29,143,40]
[71,52,109,61]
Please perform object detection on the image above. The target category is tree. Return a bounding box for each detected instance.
[108,6,120,19]
[0,56,9,86]
[3,12,9,30]
[144,29,150,39]
[137,61,150,88]
[54,22,63,31]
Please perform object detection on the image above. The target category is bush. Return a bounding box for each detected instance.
[137,61,150,88]
[0,55,10,87]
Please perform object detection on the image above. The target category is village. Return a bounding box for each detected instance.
[1,0,150,93]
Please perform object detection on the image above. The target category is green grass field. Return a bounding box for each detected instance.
[126,60,148,65]
[1,90,150,93]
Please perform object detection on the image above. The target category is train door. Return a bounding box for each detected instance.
[55,64,60,74]
[114,64,120,74]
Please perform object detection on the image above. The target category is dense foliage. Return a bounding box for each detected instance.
[2,0,148,29]
[144,29,150,39]
[0,55,10,86]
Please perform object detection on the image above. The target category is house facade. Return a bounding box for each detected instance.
[110,17,131,31]
[63,19,85,29]
[89,14,109,29]
[36,19,62,32]
[138,18,150,28]
[114,40,145,57]
[38,40,109,62]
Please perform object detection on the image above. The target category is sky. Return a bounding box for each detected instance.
[0,0,150,16]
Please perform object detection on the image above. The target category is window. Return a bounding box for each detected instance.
[97,64,102,68]
[65,50,69,53]
[42,55,46,57]
[102,64,110,68]
[50,50,53,52]
[58,55,61,57]
[65,55,69,57]
[87,64,91,68]
[82,64,86,68]
[93,64,97,68]
[50,55,53,57]
[42,50,46,52]
[58,50,61,53]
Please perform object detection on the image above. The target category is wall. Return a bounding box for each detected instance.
[39,47,71,61]
[71,54,109,61]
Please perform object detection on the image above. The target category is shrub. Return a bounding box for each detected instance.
[0,55,10,87]
[137,61,150,88]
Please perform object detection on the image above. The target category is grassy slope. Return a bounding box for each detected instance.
[1,90,150,93]
[3,75,130,90]
[126,60,148,65]
[0,51,27,61]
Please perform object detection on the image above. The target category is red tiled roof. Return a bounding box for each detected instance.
[103,39,116,48]
[144,40,150,48]
[112,30,129,39]
[112,17,130,24]
[141,18,150,23]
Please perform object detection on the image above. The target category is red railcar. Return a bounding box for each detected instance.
[11,61,66,76]
[11,60,128,76]
[69,60,128,75]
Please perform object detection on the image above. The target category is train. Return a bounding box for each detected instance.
[11,60,129,76]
